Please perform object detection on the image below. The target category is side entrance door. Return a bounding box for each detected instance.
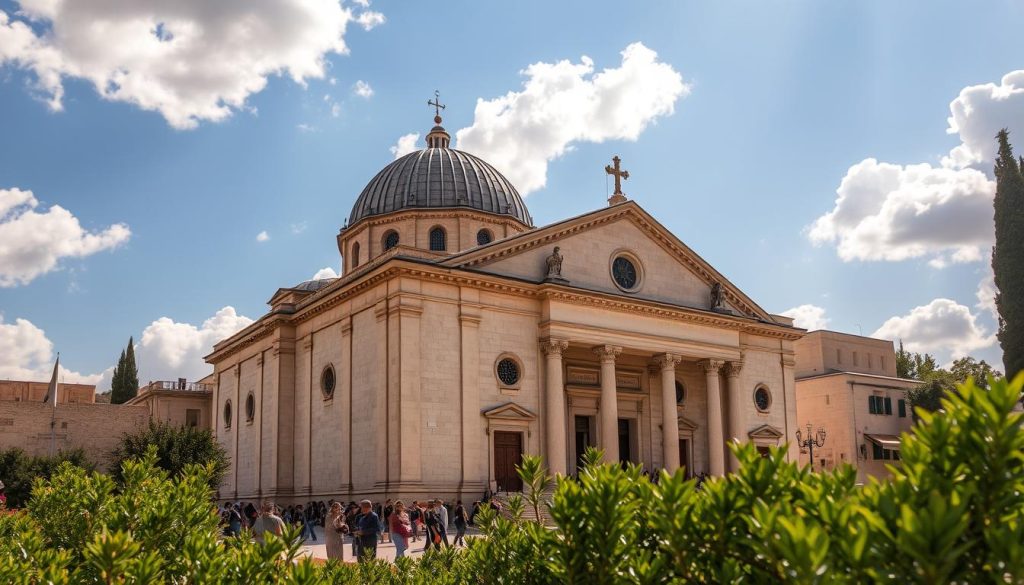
[494,431,524,492]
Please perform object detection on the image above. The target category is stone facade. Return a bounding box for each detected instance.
[0,380,95,404]
[793,330,917,482]
[207,198,803,503]
[126,376,213,428]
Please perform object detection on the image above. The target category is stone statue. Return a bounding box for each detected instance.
[710,282,724,310]
[545,246,564,279]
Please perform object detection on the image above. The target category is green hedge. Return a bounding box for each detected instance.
[1,376,1022,584]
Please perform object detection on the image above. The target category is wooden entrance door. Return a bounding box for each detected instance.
[494,431,524,492]
[679,438,691,478]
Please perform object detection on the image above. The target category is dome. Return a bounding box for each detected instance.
[292,278,336,292]
[347,142,532,227]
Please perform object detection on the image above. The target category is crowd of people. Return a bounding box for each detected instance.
[219,496,490,563]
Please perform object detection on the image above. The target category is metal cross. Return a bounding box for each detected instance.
[605,155,629,195]
[428,90,446,118]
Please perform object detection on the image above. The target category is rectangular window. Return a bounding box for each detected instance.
[186,409,200,428]
[884,397,893,416]
[883,448,892,461]
[836,348,842,364]
[892,450,901,461]
[872,442,883,460]
[853,351,859,366]
[868,354,873,369]
[881,356,887,371]
[868,396,876,414]
[898,399,907,418]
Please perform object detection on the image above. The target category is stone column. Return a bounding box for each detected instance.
[724,360,744,472]
[541,339,569,475]
[656,353,683,473]
[594,345,623,464]
[699,359,726,476]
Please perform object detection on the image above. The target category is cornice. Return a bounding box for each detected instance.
[341,208,531,240]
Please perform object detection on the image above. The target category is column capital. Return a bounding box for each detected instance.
[724,360,744,378]
[698,359,725,374]
[540,338,569,356]
[653,353,682,371]
[592,344,622,363]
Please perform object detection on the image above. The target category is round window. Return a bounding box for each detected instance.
[477,229,493,246]
[383,231,400,250]
[223,400,232,428]
[754,386,772,412]
[321,365,336,399]
[245,393,255,421]
[611,256,639,291]
[675,381,685,404]
[496,358,520,386]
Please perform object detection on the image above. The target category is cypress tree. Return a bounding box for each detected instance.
[110,348,126,404]
[123,337,139,401]
[993,129,1024,381]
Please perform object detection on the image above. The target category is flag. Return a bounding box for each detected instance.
[43,354,59,407]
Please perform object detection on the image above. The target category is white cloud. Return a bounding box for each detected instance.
[0,315,105,384]
[0,1,385,129]
[355,11,385,30]
[352,79,373,98]
[390,132,420,159]
[296,123,318,133]
[808,159,995,265]
[976,267,998,322]
[872,298,995,360]
[136,306,253,383]
[311,266,338,279]
[945,71,1024,170]
[290,221,307,234]
[455,42,688,195]
[256,230,270,242]
[780,304,830,330]
[0,187,130,287]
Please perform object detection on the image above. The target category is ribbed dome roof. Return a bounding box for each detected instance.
[292,278,336,292]
[347,147,533,226]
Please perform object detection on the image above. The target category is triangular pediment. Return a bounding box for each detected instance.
[441,202,775,322]
[482,402,537,421]
[678,415,699,432]
[748,424,784,441]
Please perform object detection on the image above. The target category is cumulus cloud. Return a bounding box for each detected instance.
[256,230,270,242]
[455,42,688,195]
[945,71,1024,170]
[810,71,1024,269]
[808,159,995,266]
[136,306,253,383]
[311,266,338,279]
[352,79,373,98]
[780,304,830,330]
[390,132,420,159]
[0,187,130,287]
[0,1,385,129]
[976,268,999,322]
[0,315,105,384]
[872,298,995,359]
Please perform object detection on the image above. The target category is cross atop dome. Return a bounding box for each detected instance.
[425,90,451,148]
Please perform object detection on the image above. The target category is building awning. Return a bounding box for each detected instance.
[865,434,901,449]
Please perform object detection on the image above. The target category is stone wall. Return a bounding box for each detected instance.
[0,402,148,469]
[0,380,95,404]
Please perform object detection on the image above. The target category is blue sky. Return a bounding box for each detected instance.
[0,0,1020,385]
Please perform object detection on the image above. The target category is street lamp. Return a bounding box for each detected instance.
[795,423,826,471]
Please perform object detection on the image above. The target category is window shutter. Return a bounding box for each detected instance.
[868,397,875,414]
[884,397,892,415]
[898,399,906,418]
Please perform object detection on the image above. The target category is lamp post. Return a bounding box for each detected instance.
[795,423,826,471]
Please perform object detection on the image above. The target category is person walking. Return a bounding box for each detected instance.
[435,499,450,547]
[345,503,360,559]
[226,503,243,537]
[352,499,381,562]
[408,500,421,542]
[453,500,469,546]
[382,499,394,543]
[389,500,413,559]
[251,501,286,544]
[325,502,348,562]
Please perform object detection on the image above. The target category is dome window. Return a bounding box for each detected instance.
[476,229,493,246]
[429,227,447,251]
[351,242,360,268]
[383,231,399,250]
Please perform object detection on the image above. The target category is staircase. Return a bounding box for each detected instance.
[490,488,556,525]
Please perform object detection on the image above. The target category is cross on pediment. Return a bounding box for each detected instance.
[605,155,629,205]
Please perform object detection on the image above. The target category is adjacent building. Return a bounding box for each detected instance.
[0,380,95,404]
[126,374,214,428]
[793,330,918,482]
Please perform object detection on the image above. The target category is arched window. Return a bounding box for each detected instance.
[245,392,255,422]
[223,400,232,429]
[383,230,400,250]
[753,385,772,412]
[476,229,493,246]
[351,242,360,268]
[675,381,686,404]
[321,364,336,400]
[429,227,447,251]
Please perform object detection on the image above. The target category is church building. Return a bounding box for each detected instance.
[206,106,804,502]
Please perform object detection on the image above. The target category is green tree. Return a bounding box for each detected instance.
[109,338,139,405]
[950,356,1002,389]
[111,420,230,489]
[895,340,915,378]
[0,448,94,508]
[994,129,1024,381]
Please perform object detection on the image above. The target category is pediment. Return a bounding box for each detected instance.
[678,415,699,432]
[441,202,775,322]
[748,424,784,441]
[482,402,537,421]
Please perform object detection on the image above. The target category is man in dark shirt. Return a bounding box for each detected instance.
[353,499,381,562]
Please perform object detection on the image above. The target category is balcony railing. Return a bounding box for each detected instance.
[152,381,214,392]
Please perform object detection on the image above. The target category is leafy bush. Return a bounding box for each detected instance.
[1,376,1022,583]
[111,419,229,489]
[0,448,94,509]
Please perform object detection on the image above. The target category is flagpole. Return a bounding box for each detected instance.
[49,353,59,457]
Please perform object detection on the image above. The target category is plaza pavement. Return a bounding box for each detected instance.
[297,525,482,563]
